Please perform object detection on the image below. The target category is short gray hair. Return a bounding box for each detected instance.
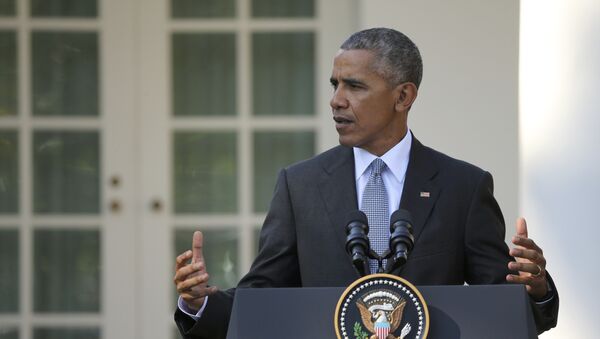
[340,28,423,88]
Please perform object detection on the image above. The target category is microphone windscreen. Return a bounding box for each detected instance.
[390,209,413,224]
[345,210,368,226]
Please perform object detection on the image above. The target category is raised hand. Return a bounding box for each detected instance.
[174,231,218,311]
[506,218,549,300]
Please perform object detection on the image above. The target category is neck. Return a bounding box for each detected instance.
[365,129,408,156]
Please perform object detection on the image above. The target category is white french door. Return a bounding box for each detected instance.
[0,0,353,338]
[0,0,137,338]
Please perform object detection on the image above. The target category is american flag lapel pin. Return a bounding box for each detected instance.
[420,191,430,198]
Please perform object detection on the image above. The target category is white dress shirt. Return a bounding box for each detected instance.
[354,130,412,214]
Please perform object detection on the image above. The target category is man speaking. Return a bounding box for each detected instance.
[173,28,559,338]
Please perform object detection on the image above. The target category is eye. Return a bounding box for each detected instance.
[330,80,338,90]
[346,80,364,90]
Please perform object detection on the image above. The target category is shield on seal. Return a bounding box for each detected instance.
[375,321,390,338]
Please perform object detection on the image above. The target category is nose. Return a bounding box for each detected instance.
[330,88,348,110]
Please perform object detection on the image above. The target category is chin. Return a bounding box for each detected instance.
[338,136,358,148]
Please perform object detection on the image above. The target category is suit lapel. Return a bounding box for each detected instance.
[400,135,440,249]
[316,137,440,276]
[317,147,358,254]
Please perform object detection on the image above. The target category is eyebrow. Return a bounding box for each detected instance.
[330,77,367,87]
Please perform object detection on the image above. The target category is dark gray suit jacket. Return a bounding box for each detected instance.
[175,135,558,338]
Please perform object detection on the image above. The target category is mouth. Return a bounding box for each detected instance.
[333,115,354,125]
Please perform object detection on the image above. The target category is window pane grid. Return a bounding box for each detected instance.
[0,3,103,336]
[167,0,321,337]
[169,0,319,284]
[4,5,322,339]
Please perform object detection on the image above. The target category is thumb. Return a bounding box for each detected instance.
[192,231,204,263]
[515,217,528,238]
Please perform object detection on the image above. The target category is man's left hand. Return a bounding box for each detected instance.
[506,217,549,300]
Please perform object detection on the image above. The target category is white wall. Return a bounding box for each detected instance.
[358,0,600,337]
[358,0,520,237]
[520,0,600,337]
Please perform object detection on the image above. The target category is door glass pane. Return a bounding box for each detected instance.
[30,0,97,17]
[253,32,314,116]
[253,131,314,212]
[33,328,99,339]
[0,229,18,313]
[0,328,18,339]
[0,0,15,16]
[171,0,234,18]
[0,31,17,116]
[33,230,100,312]
[252,0,314,18]
[0,131,18,213]
[33,131,100,214]
[173,132,237,213]
[175,229,238,290]
[32,32,99,116]
[172,33,236,116]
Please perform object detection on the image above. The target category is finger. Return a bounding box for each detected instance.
[175,250,193,270]
[509,248,546,266]
[506,273,546,287]
[192,231,204,264]
[180,286,218,301]
[511,236,543,254]
[506,273,534,285]
[173,262,205,282]
[177,273,210,293]
[515,217,528,238]
[508,261,545,275]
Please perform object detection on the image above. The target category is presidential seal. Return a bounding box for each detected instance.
[334,274,429,339]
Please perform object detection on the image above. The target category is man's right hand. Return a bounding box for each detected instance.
[174,231,218,312]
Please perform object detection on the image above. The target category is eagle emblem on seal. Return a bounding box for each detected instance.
[356,290,412,339]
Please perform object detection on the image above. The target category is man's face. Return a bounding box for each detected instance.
[329,49,409,156]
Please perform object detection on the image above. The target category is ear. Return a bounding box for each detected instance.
[394,82,418,112]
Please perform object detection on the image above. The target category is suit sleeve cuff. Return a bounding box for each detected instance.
[177,296,208,320]
[534,279,555,304]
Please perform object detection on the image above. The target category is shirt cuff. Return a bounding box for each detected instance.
[177,296,208,320]
[534,280,554,305]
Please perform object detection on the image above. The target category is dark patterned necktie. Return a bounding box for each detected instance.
[360,158,389,274]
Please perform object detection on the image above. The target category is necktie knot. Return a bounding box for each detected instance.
[370,158,386,176]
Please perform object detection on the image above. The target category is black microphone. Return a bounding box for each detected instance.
[345,210,370,277]
[388,209,414,272]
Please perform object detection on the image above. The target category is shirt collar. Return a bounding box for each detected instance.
[353,130,412,183]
